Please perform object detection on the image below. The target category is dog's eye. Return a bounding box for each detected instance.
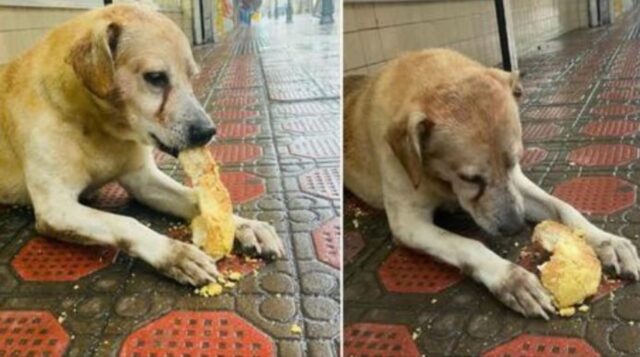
[458,174,485,185]
[143,71,169,88]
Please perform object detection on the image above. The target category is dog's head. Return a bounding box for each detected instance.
[387,70,526,236]
[67,4,214,156]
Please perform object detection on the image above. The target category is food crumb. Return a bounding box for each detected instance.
[411,327,422,340]
[228,272,242,281]
[290,324,302,334]
[431,298,437,304]
[196,283,223,297]
[578,305,590,312]
[559,307,576,317]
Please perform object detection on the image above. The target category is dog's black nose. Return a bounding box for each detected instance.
[188,122,216,146]
[498,216,525,236]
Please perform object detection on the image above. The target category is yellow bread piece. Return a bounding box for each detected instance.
[179,148,235,259]
[290,324,303,334]
[196,283,223,297]
[532,220,586,251]
[558,307,576,317]
[532,220,601,309]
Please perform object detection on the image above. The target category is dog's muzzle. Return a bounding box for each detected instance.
[496,208,525,236]
[151,133,179,157]
[187,121,216,147]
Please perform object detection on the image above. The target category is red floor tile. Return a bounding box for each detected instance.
[312,217,341,269]
[598,88,640,101]
[210,96,259,107]
[220,171,265,204]
[523,106,577,120]
[11,237,117,281]
[581,120,640,137]
[211,110,260,121]
[540,91,585,104]
[520,147,548,168]
[482,334,599,357]
[344,231,365,264]
[0,311,69,356]
[153,149,172,165]
[209,143,263,164]
[378,247,462,294]
[344,323,420,357]
[120,311,274,356]
[553,176,636,215]
[590,104,640,117]
[522,123,563,141]
[217,122,259,139]
[603,79,639,88]
[91,183,130,209]
[568,144,639,166]
[299,168,340,200]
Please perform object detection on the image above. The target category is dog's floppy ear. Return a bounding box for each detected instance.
[68,22,122,98]
[487,68,523,99]
[509,70,523,99]
[385,111,433,189]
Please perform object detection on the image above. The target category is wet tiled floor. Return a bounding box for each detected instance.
[344,6,640,357]
[0,15,340,356]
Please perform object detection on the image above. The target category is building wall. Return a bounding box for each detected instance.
[344,0,591,75]
[511,0,589,55]
[0,0,196,65]
[0,6,85,64]
[113,0,193,42]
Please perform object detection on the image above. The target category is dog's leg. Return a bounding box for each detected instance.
[34,199,219,285]
[119,158,198,220]
[386,200,555,318]
[233,215,286,259]
[514,166,640,279]
[27,156,218,286]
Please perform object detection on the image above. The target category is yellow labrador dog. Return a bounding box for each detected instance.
[345,49,640,319]
[0,4,284,285]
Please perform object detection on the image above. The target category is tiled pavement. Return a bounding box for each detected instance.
[0,15,340,357]
[344,5,640,357]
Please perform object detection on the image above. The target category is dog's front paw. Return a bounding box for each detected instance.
[234,217,285,260]
[156,240,220,286]
[595,236,640,280]
[489,263,555,319]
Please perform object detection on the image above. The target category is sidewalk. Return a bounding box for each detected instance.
[345,5,640,356]
[0,14,339,356]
